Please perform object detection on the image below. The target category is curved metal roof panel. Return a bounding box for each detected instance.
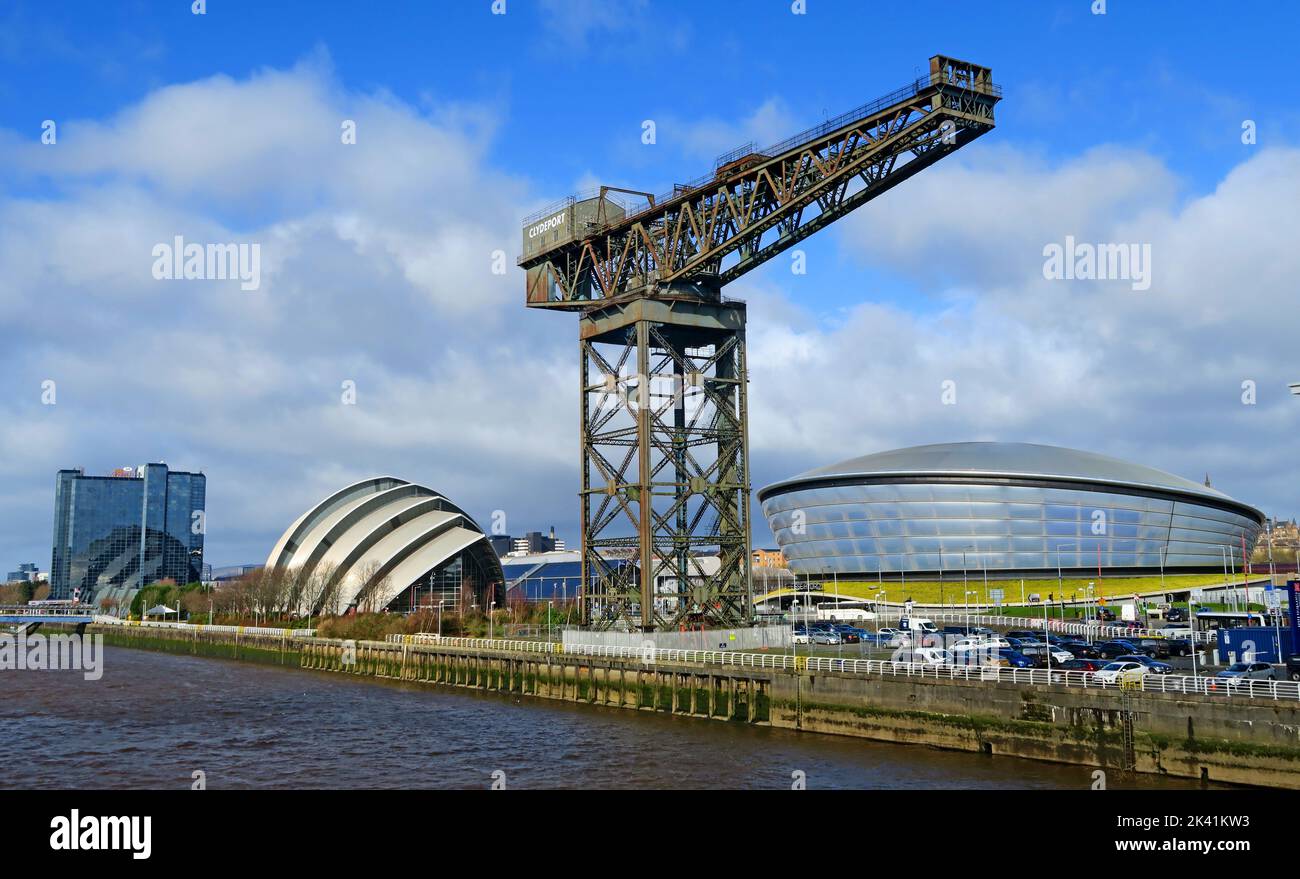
[759,442,1262,520]
[265,476,504,613]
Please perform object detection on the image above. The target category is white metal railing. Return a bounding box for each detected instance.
[922,611,1216,644]
[380,633,1297,702]
[0,604,97,617]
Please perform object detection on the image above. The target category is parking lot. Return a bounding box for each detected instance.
[788,617,1290,682]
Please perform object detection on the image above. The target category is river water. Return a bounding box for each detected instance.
[0,646,1211,790]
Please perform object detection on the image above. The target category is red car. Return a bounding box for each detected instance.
[1051,657,1109,680]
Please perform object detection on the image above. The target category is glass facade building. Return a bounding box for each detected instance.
[50,464,206,605]
[758,443,1265,577]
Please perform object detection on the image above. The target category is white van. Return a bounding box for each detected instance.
[898,616,938,634]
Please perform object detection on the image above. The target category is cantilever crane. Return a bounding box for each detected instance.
[519,55,1000,631]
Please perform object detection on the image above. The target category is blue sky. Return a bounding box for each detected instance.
[1,0,1297,568]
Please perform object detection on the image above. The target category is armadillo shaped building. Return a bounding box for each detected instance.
[265,477,504,613]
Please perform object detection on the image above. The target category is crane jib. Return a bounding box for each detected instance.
[520,55,999,310]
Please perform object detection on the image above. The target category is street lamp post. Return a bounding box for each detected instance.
[1218,546,1232,612]
[1043,596,1052,673]
[437,600,445,638]
[1086,582,1095,642]
[791,600,800,661]
[489,600,497,640]
[1055,541,1078,620]
[1189,599,1199,680]
[1229,550,1238,610]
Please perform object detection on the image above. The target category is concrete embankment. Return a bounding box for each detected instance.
[90,625,1300,788]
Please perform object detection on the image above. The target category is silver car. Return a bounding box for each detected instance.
[1216,661,1275,683]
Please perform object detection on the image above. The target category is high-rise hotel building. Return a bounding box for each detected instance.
[51,463,206,606]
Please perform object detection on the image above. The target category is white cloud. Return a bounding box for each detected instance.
[673,97,799,162]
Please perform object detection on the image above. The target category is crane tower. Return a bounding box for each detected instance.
[519,55,1000,631]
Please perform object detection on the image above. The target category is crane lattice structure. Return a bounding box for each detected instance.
[519,55,1000,631]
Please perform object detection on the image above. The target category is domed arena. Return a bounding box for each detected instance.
[758,442,1265,577]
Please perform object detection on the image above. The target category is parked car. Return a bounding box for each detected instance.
[1115,654,1174,675]
[1100,639,1154,657]
[1286,655,1300,682]
[1005,630,1042,642]
[1135,639,1172,659]
[1096,608,1117,622]
[1162,638,1194,657]
[1092,642,1131,659]
[950,644,1010,667]
[1020,643,1074,665]
[1165,608,1187,623]
[950,636,1010,651]
[832,625,862,643]
[1094,661,1148,685]
[792,630,810,645]
[943,625,994,635]
[1057,657,1109,673]
[997,648,1036,669]
[1216,662,1275,683]
[809,631,842,645]
[875,627,908,648]
[905,647,954,666]
[1058,640,1101,659]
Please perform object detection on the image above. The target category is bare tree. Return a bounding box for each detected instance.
[179,589,208,621]
[457,576,478,617]
[303,562,340,617]
[352,561,393,614]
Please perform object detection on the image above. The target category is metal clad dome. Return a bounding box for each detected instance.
[758,442,1264,577]
[762,442,1244,508]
